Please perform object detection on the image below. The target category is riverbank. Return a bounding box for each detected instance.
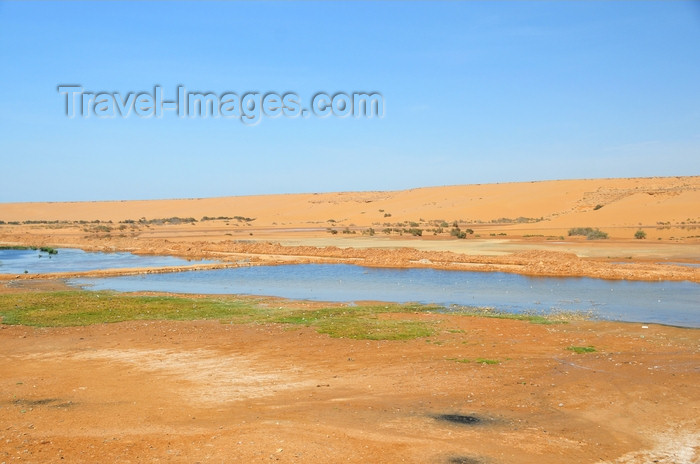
[1,238,699,283]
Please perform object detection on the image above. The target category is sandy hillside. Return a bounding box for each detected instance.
[1,176,698,232]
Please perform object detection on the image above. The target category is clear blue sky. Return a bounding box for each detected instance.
[1,1,699,202]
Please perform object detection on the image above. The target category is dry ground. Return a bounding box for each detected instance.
[1,312,698,464]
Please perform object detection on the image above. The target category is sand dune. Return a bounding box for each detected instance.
[1,177,698,231]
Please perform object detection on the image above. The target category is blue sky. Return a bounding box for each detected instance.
[1,1,699,202]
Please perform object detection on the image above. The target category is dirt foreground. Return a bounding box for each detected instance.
[1,310,699,464]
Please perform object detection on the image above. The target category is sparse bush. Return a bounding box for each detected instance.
[635,229,646,239]
[202,216,233,221]
[450,228,467,239]
[568,227,608,240]
[593,204,603,210]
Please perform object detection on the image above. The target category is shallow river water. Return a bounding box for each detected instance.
[0,248,215,274]
[70,263,700,328]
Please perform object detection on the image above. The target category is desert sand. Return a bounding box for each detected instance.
[1,176,699,281]
[1,176,699,463]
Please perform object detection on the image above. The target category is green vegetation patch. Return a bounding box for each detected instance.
[567,345,596,354]
[0,291,574,341]
[268,304,437,340]
[0,291,439,340]
[0,291,258,327]
[447,357,500,365]
[445,306,571,325]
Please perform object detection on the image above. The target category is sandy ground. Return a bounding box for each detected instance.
[0,177,699,462]
[1,306,699,464]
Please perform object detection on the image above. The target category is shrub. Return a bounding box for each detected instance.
[593,204,603,210]
[635,229,646,239]
[450,228,467,239]
[568,227,608,240]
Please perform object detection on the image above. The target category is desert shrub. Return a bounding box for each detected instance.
[450,228,467,239]
[635,229,646,239]
[407,228,422,237]
[201,216,234,221]
[568,227,608,240]
[593,204,603,210]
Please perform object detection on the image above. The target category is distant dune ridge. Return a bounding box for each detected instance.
[1,177,698,231]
